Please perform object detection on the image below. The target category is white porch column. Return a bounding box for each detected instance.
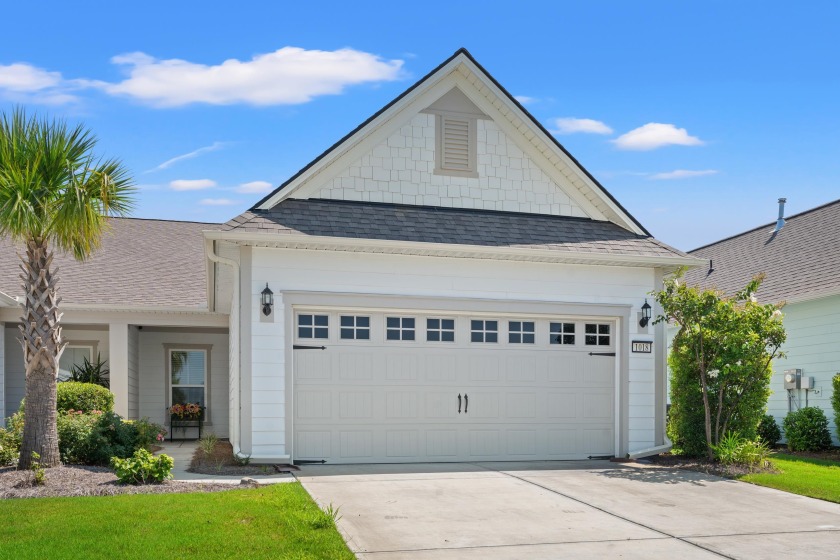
[109,322,129,417]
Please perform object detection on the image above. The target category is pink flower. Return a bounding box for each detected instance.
[156,433,165,442]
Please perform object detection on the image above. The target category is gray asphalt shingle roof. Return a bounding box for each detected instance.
[224,199,689,259]
[0,218,219,308]
[685,199,840,303]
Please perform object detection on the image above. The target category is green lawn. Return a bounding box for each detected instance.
[0,482,354,560]
[739,453,840,503]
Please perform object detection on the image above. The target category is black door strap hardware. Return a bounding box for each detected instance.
[293,345,326,350]
[457,393,462,414]
[588,352,616,356]
[464,393,468,414]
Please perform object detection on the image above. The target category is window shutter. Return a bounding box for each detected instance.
[441,116,471,171]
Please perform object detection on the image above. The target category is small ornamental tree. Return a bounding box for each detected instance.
[831,374,840,442]
[655,270,786,459]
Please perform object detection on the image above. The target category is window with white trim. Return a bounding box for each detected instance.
[471,320,498,343]
[508,321,535,344]
[426,318,455,342]
[550,322,576,345]
[386,317,415,341]
[170,350,206,408]
[340,315,370,340]
[585,323,611,346]
[298,314,329,339]
[435,115,477,177]
[58,345,93,380]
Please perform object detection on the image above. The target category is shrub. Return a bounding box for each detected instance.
[0,413,23,466]
[125,418,167,450]
[757,414,782,446]
[832,374,840,442]
[783,407,833,452]
[57,411,137,465]
[56,382,114,414]
[111,449,174,484]
[714,432,770,468]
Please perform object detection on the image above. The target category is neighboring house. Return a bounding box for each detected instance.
[684,198,840,444]
[0,49,700,463]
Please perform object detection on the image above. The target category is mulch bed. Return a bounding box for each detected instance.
[647,453,777,478]
[188,440,298,476]
[0,465,239,499]
[775,448,840,462]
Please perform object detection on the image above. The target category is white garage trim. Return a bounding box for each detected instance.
[281,291,631,462]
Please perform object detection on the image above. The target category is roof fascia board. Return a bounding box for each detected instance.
[256,59,464,209]
[205,230,703,269]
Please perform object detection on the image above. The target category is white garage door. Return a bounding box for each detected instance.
[293,310,616,464]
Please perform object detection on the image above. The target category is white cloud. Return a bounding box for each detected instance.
[612,123,704,151]
[147,142,228,172]
[236,181,273,194]
[169,179,217,191]
[100,47,404,107]
[514,95,537,105]
[0,63,79,104]
[200,198,238,206]
[649,169,719,180]
[550,117,613,135]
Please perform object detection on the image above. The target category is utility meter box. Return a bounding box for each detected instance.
[802,376,815,390]
[784,369,802,390]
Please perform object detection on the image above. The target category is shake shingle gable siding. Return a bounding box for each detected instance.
[685,198,840,303]
[224,199,688,259]
[0,218,220,308]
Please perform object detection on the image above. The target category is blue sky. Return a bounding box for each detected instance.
[1,1,838,250]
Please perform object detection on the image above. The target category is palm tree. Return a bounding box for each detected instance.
[0,109,134,467]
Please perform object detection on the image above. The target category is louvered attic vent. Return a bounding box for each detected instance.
[435,114,477,177]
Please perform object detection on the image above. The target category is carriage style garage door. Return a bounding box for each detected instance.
[293,309,616,464]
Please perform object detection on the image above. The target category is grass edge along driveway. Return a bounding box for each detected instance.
[739,453,840,503]
[0,482,354,560]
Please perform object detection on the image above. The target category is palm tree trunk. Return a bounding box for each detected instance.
[18,238,64,468]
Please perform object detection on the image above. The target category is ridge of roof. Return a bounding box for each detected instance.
[109,216,221,226]
[248,48,650,236]
[689,197,840,254]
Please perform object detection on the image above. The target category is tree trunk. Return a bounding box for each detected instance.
[18,238,64,469]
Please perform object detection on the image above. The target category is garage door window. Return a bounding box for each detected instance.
[585,323,611,346]
[426,318,455,342]
[508,321,535,344]
[298,314,329,339]
[550,322,576,345]
[471,320,498,343]
[340,315,370,340]
[386,317,415,341]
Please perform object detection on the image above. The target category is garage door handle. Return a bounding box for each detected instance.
[588,352,616,357]
[464,393,468,414]
[457,394,462,414]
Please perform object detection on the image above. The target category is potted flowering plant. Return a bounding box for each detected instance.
[168,402,205,441]
[168,402,204,420]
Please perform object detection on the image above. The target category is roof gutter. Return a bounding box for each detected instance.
[204,230,703,269]
[204,239,244,460]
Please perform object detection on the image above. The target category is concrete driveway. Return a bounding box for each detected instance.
[297,460,840,559]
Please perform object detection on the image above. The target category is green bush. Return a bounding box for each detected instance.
[63,354,110,388]
[783,407,833,452]
[757,414,782,446]
[125,417,167,450]
[832,374,840,442]
[56,382,114,414]
[0,412,24,466]
[57,411,137,465]
[111,449,174,484]
[713,432,770,468]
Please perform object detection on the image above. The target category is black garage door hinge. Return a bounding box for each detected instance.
[294,459,327,465]
[293,345,326,350]
[588,352,616,357]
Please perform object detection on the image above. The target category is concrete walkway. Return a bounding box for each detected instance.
[298,460,840,559]
[156,441,294,484]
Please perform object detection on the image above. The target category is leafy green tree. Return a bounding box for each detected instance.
[655,270,786,459]
[0,109,133,467]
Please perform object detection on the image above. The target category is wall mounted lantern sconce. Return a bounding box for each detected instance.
[639,299,652,328]
[261,283,274,316]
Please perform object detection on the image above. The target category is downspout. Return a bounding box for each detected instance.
[204,239,243,459]
[627,436,672,460]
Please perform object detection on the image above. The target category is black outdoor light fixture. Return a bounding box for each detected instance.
[639,299,652,328]
[261,283,274,316]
